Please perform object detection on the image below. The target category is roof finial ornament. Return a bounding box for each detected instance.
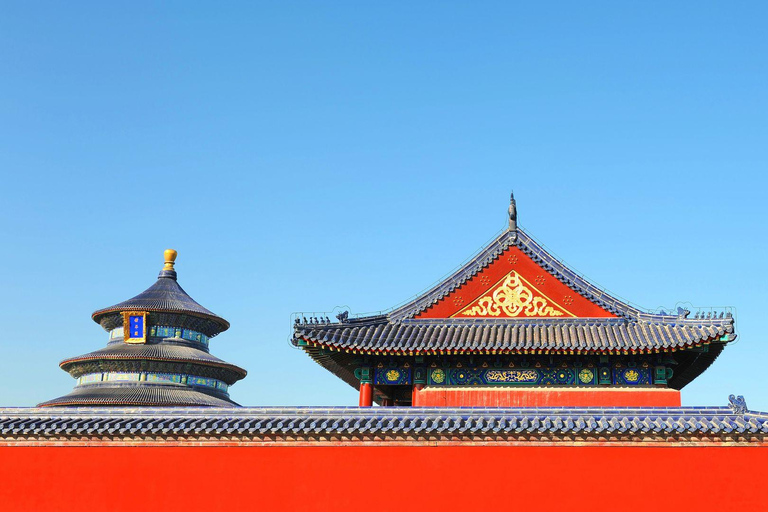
[159,249,178,279]
[729,394,748,414]
[164,249,178,270]
[508,191,517,232]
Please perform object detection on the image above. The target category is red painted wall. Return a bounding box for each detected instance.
[413,386,682,407]
[1,444,765,511]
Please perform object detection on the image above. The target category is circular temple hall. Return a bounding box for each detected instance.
[39,250,246,407]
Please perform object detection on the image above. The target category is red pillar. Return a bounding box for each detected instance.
[358,383,373,407]
[412,384,424,406]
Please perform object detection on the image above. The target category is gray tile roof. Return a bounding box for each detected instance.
[60,342,247,381]
[92,270,229,334]
[2,396,765,439]
[293,228,736,354]
[296,317,733,354]
[37,384,238,408]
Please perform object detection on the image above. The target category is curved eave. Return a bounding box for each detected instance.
[300,346,360,391]
[293,317,735,356]
[669,342,727,390]
[90,275,230,334]
[60,354,247,381]
[39,385,238,408]
[92,307,230,333]
[297,336,726,356]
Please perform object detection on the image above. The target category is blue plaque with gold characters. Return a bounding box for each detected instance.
[123,311,148,344]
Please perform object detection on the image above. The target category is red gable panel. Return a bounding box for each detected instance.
[416,246,616,319]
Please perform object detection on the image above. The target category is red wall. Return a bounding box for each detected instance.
[1,444,766,511]
[413,386,682,407]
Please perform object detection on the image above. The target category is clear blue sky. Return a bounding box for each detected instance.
[1,2,766,409]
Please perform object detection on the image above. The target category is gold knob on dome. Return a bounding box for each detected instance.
[163,249,178,270]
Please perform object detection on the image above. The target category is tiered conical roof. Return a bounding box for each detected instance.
[40,250,246,407]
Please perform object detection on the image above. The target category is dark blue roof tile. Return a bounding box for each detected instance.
[6,396,767,439]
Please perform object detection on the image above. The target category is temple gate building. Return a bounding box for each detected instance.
[293,195,734,408]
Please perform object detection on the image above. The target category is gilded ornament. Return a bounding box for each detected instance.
[431,369,446,384]
[163,249,177,271]
[624,369,640,382]
[123,311,149,344]
[457,271,570,318]
[578,368,594,384]
[386,369,400,382]
[485,370,538,383]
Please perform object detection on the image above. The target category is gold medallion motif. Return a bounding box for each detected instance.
[386,369,400,382]
[578,368,594,383]
[455,271,573,318]
[431,369,446,384]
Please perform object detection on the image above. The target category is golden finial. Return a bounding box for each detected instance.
[163,249,178,271]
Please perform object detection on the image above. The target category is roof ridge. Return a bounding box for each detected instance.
[335,226,730,324]
[388,229,517,320]
[0,404,746,415]
[3,400,767,439]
